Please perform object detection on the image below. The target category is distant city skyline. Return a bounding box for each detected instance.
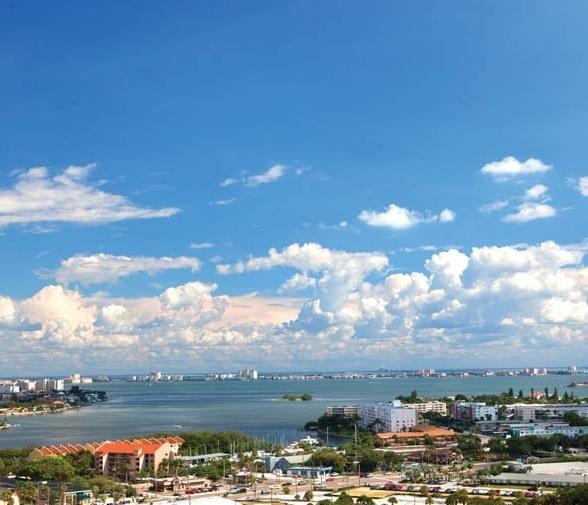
[1,2,587,374]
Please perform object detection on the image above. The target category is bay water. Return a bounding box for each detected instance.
[2,374,587,449]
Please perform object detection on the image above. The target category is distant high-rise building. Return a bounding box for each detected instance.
[238,368,259,380]
[149,370,162,381]
[47,379,65,391]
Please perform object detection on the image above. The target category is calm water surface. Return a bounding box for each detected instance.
[2,375,587,448]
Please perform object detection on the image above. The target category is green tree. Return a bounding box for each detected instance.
[303,490,313,501]
[555,484,588,504]
[310,449,346,473]
[446,494,459,505]
[64,450,95,477]
[20,456,75,482]
[453,488,470,505]
[457,434,482,459]
[356,496,375,505]
[334,492,354,505]
[382,451,404,471]
[488,438,507,458]
[15,483,37,505]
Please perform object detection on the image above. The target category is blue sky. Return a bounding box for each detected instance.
[1,1,587,374]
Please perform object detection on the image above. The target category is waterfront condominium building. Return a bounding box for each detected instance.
[95,439,172,477]
[357,401,418,432]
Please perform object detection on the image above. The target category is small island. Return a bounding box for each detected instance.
[281,393,313,401]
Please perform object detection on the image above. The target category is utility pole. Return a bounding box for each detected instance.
[354,423,360,485]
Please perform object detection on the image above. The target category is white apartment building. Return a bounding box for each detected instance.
[358,401,418,432]
[452,402,497,422]
[407,401,447,416]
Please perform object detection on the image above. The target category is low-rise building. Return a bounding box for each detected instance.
[508,422,588,438]
[286,466,332,479]
[375,425,456,445]
[512,403,588,422]
[177,453,229,466]
[487,472,586,487]
[264,454,311,473]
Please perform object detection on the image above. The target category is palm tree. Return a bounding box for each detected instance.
[445,495,459,505]
[387,497,397,505]
[454,488,470,505]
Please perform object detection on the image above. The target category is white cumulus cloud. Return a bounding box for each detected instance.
[2,240,588,372]
[573,176,588,197]
[524,184,549,200]
[503,202,557,223]
[358,203,456,230]
[0,164,178,229]
[50,253,201,285]
[481,156,552,179]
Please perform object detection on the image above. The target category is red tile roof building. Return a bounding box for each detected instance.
[30,437,184,477]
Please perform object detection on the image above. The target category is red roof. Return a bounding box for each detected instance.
[34,436,183,458]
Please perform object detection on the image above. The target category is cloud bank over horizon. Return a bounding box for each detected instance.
[2,238,587,374]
